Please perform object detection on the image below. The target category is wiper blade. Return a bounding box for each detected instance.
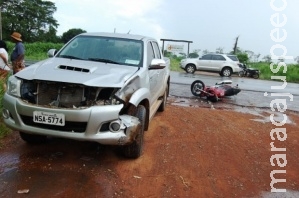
[89,58,120,64]
[59,55,83,60]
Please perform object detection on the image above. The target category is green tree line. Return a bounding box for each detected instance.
[1,0,86,43]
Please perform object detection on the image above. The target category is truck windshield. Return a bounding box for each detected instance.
[57,36,143,67]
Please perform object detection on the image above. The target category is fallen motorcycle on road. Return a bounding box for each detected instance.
[190,80,241,102]
[238,64,260,79]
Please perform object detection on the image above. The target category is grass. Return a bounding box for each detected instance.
[0,77,12,145]
[168,57,184,72]
[248,62,299,83]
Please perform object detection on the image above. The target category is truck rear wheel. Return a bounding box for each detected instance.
[158,84,168,112]
[122,105,146,158]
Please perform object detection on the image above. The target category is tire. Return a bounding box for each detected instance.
[19,132,48,144]
[253,73,259,79]
[122,105,146,158]
[238,70,245,77]
[221,67,232,77]
[191,80,205,97]
[185,64,196,74]
[158,84,168,112]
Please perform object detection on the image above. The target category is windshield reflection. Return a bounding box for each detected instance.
[57,36,143,67]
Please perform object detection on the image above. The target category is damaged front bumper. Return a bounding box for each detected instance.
[2,93,141,145]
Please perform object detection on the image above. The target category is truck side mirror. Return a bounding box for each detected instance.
[149,59,166,70]
[47,49,57,57]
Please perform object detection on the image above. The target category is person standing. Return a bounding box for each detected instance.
[0,40,10,70]
[0,40,10,90]
[10,32,25,74]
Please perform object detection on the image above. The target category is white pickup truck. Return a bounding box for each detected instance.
[2,32,170,158]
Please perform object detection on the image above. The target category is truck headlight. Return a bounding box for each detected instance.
[7,76,22,97]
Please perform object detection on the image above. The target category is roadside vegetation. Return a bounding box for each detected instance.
[0,78,12,145]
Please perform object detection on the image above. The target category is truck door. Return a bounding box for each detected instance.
[151,41,165,94]
[147,41,160,104]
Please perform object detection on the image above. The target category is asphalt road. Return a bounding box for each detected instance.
[169,71,299,112]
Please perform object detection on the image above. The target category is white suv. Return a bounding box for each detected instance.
[180,53,240,77]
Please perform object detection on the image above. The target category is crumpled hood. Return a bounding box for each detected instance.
[16,58,139,87]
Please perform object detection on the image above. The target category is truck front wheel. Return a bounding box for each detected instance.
[122,105,146,158]
[19,132,48,144]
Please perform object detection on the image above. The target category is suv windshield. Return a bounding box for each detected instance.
[57,35,143,67]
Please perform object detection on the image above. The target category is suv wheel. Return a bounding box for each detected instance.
[221,67,232,77]
[185,64,196,74]
[122,105,146,158]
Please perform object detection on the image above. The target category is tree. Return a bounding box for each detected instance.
[188,52,199,58]
[236,53,249,63]
[255,53,261,62]
[61,28,87,43]
[178,52,187,58]
[188,49,200,58]
[245,50,254,62]
[202,49,209,55]
[263,55,272,63]
[163,50,172,57]
[216,47,224,54]
[278,57,285,63]
[1,0,59,42]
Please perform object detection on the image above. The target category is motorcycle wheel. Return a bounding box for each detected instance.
[238,70,245,77]
[191,80,205,97]
[253,73,259,79]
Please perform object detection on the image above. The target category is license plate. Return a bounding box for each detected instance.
[33,111,65,126]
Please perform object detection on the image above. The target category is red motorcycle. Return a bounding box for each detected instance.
[190,80,241,102]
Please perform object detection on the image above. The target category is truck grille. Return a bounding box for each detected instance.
[20,80,119,108]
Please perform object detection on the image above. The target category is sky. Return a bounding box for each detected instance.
[49,0,299,62]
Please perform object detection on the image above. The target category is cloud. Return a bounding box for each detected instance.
[110,0,161,19]
[49,0,164,38]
